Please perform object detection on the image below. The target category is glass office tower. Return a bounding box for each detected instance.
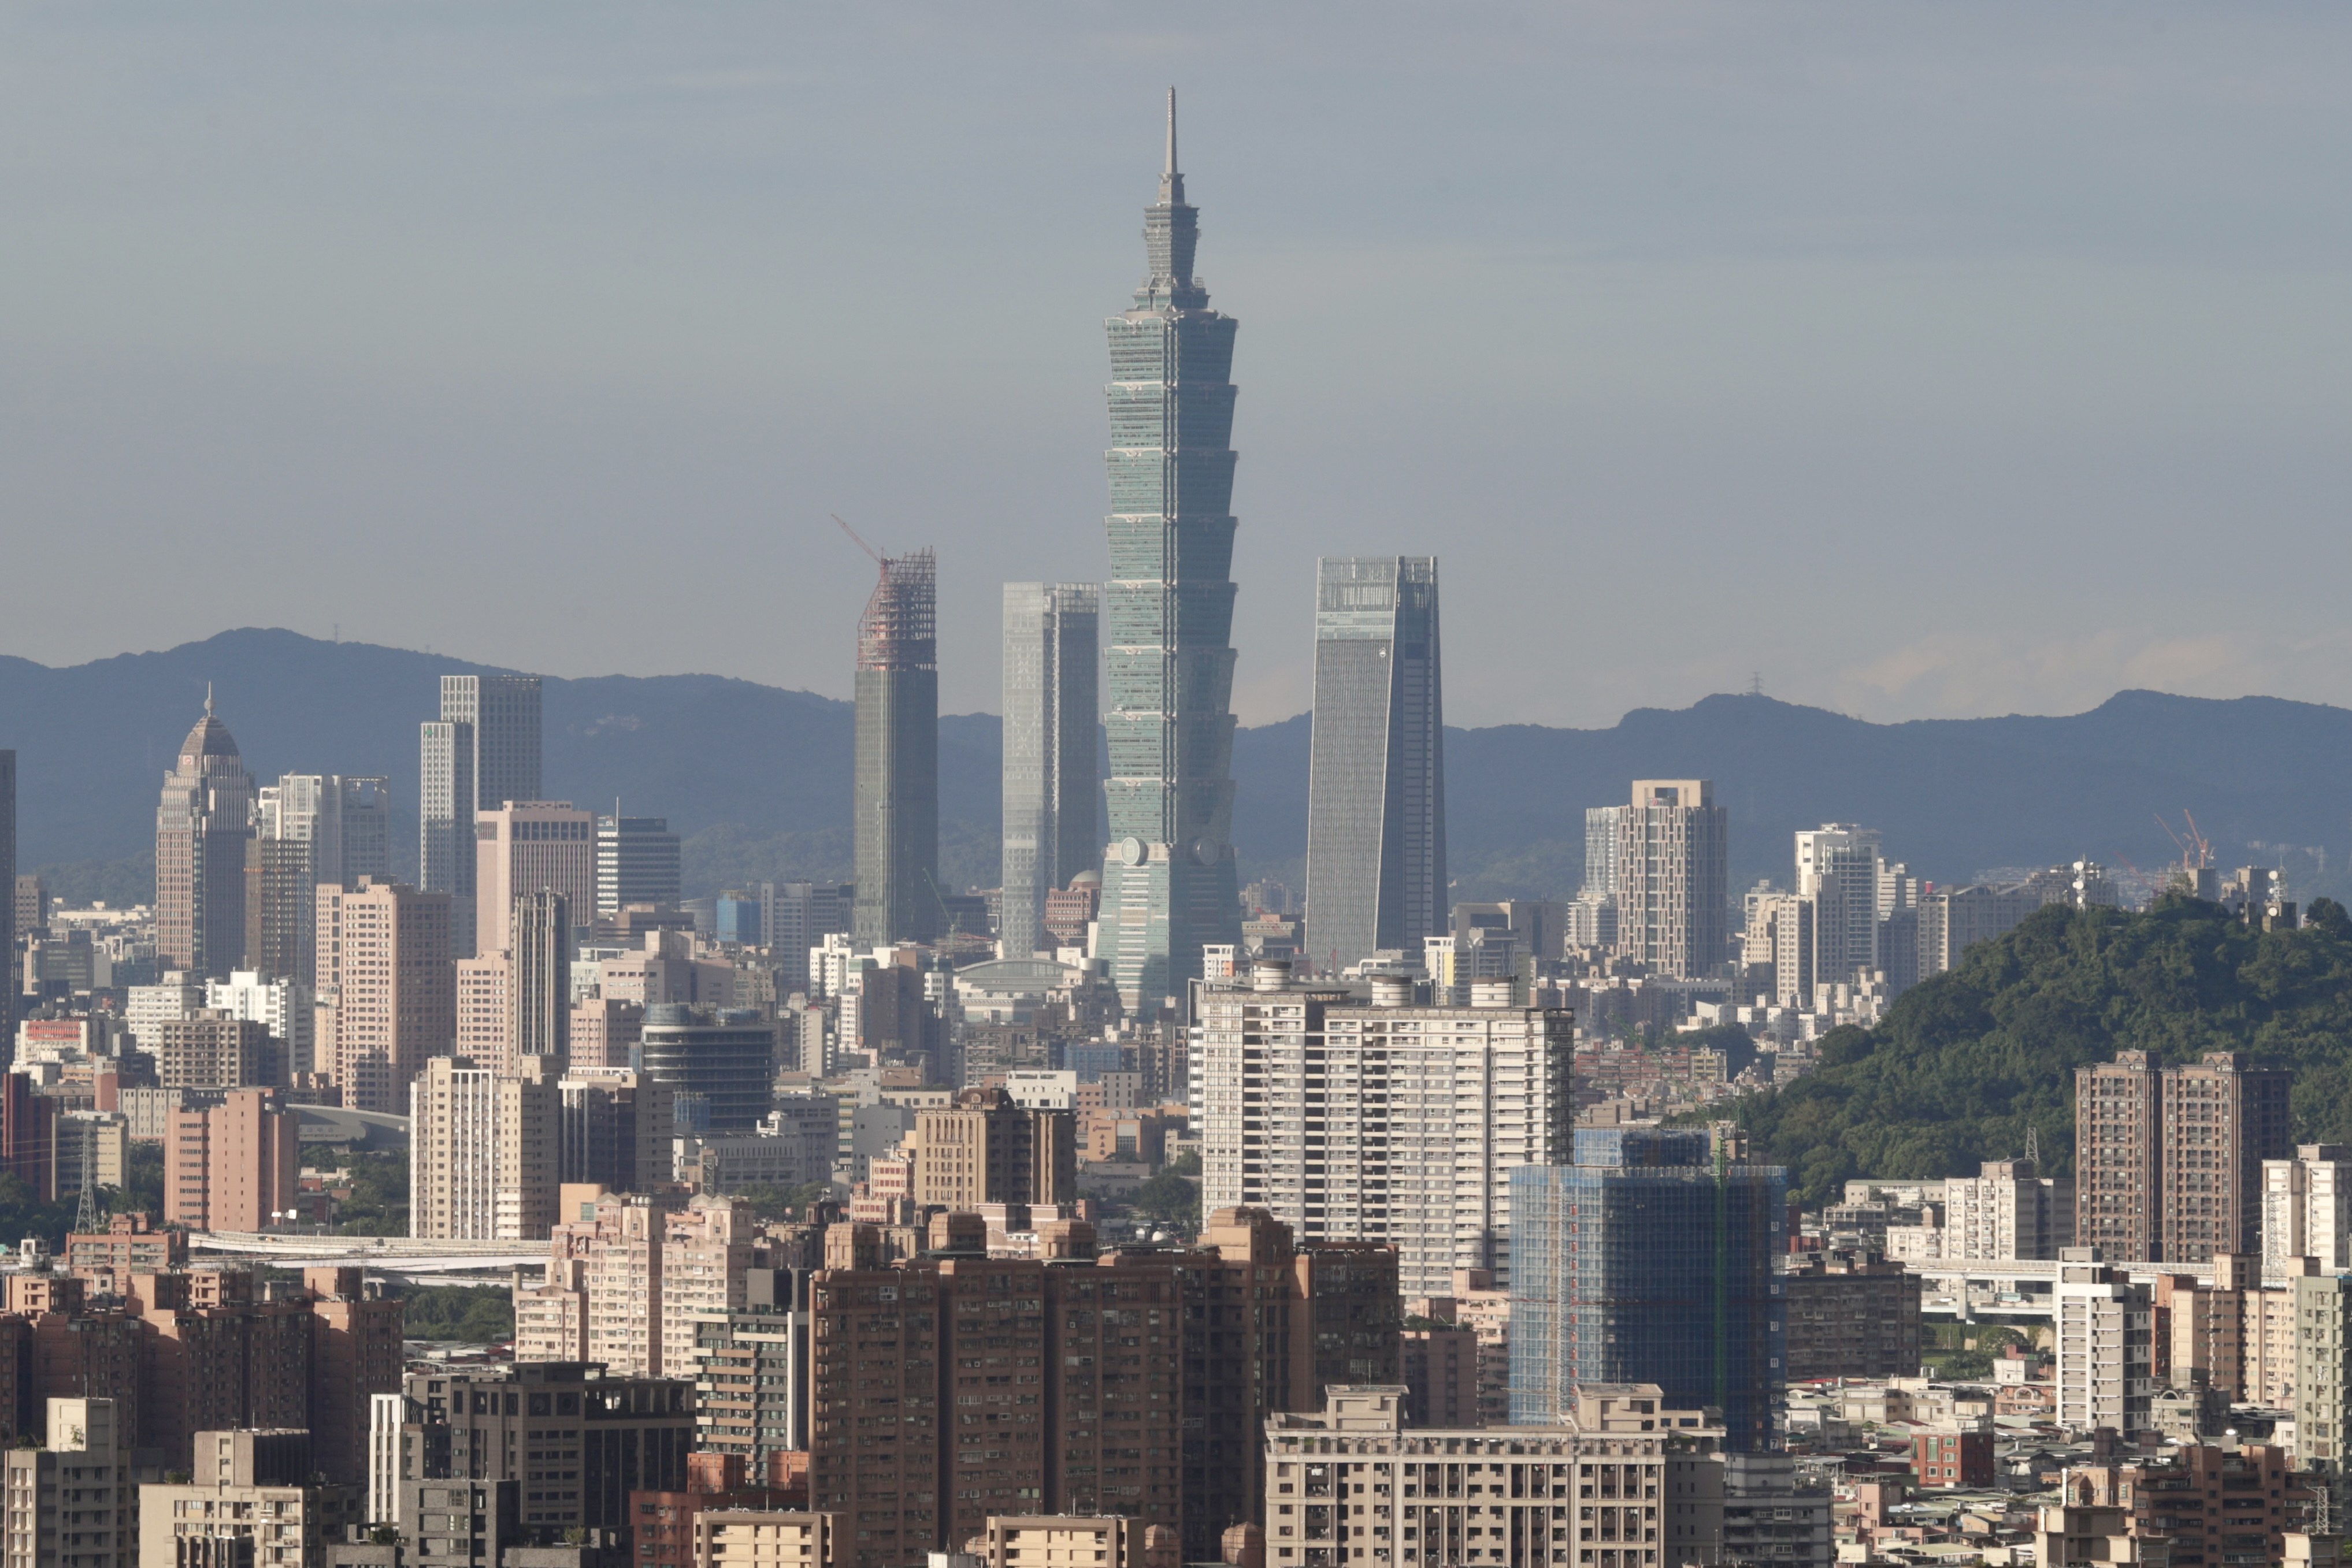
[1002,582,1101,959]
[1510,1128,1788,1452]
[1302,556,1446,975]
[1098,90,1243,1009]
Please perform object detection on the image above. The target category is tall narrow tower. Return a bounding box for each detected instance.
[1001,582,1101,959]
[1303,556,1446,974]
[1099,90,1244,1009]
[851,549,941,947]
[155,690,257,978]
[422,674,539,959]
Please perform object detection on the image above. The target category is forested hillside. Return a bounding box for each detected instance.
[1717,897,2352,1204]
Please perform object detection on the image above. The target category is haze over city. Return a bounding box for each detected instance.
[6,3,2351,725]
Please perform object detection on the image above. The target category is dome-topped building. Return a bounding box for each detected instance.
[156,685,257,976]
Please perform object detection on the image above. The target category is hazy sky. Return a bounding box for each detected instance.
[5,3,2350,727]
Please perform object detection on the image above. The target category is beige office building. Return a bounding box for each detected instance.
[475,802,593,956]
[407,1055,558,1241]
[138,1429,359,1568]
[316,878,454,1114]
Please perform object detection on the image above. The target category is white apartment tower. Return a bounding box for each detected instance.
[2053,1249,2153,1436]
[409,1054,559,1241]
[1196,966,1574,1295]
[1943,1158,2075,1260]
[1611,780,1729,980]
[2265,1145,2352,1272]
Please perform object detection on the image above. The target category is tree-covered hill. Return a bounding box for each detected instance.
[1716,897,2352,1205]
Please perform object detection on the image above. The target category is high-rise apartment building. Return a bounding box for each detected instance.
[2294,1272,2352,1465]
[850,550,940,948]
[140,1428,362,1568]
[1097,94,1244,1011]
[455,954,511,1073]
[515,1193,787,1380]
[690,1266,810,1469]
[409,1055,559,1241]
[803,1210,1393,1567]
[157,693,258,978]
[1582,805,1622,899]
[6,1398,129,1568]
[1942,1158,2075,1260]
[760,882,851,994]
[248,775,392,984]
[316,879,455,1114]
[1263,1384,1730,1568]
[598,816,682,918]
[391,1361,691,1545]
[2054,1248,2154,1435]
[475,802,593,956]
[907,1087,1077,1210]
[206,969,311,1077]
[1510,1128,1787,1452]
[1793,824,1882,987]
[2264,1145,2352,1272]
[164,1087,301,1233]
[158,1010,279,1090]
[1611,780,1729,980]
[1916,884,2041,978]
[1741,892,1814,1006]
[422,674,543,959]
[1196,971,1573,1295]
[1001,582,1102,960]
[557,1069,674,1194]
[1302,557,1445,975]
[2075,1050,2291,1264]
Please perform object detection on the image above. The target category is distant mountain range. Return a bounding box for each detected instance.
[2,627,2345,909]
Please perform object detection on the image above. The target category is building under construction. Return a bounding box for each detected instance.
[851,545,940,946]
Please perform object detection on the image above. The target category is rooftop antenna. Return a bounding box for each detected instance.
[1166,86,1178,176]
[204,682,215,718]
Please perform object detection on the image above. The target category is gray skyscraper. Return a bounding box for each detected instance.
[1098,91,1244,1009]
[422,674,542,958]
[596,815,682,917]
[851,549,940,947]
[1001,582,1101,960]
[250,774,391,983]
[509,889,572,1061]
[419,720,477,956]
[443,675,543,812]
[1302,557,1445,975]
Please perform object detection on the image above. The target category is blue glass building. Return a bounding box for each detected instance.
[1509,1127,1787,1451]
[1096,91,1245,1010]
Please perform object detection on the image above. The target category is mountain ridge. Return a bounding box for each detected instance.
[2,629,2346,907]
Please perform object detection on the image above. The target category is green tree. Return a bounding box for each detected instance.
[398,1285,515,1343]
[1705,897,2352,1205]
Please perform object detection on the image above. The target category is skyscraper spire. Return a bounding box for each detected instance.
[1159,86,1185,207]
[204,681,214,717]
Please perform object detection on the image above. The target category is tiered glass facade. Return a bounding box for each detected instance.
[1303,556,1446,974]
[1099,92,1244,1008]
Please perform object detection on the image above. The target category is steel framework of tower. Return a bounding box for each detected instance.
[852,547,941,947]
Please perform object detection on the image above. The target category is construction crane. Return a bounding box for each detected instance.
[832,513,885,566]
[2157,809,2214,874]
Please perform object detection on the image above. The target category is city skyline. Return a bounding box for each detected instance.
[6,8,2350,733]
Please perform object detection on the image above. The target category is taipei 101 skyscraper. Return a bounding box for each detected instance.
[1097,90,1244,1009]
